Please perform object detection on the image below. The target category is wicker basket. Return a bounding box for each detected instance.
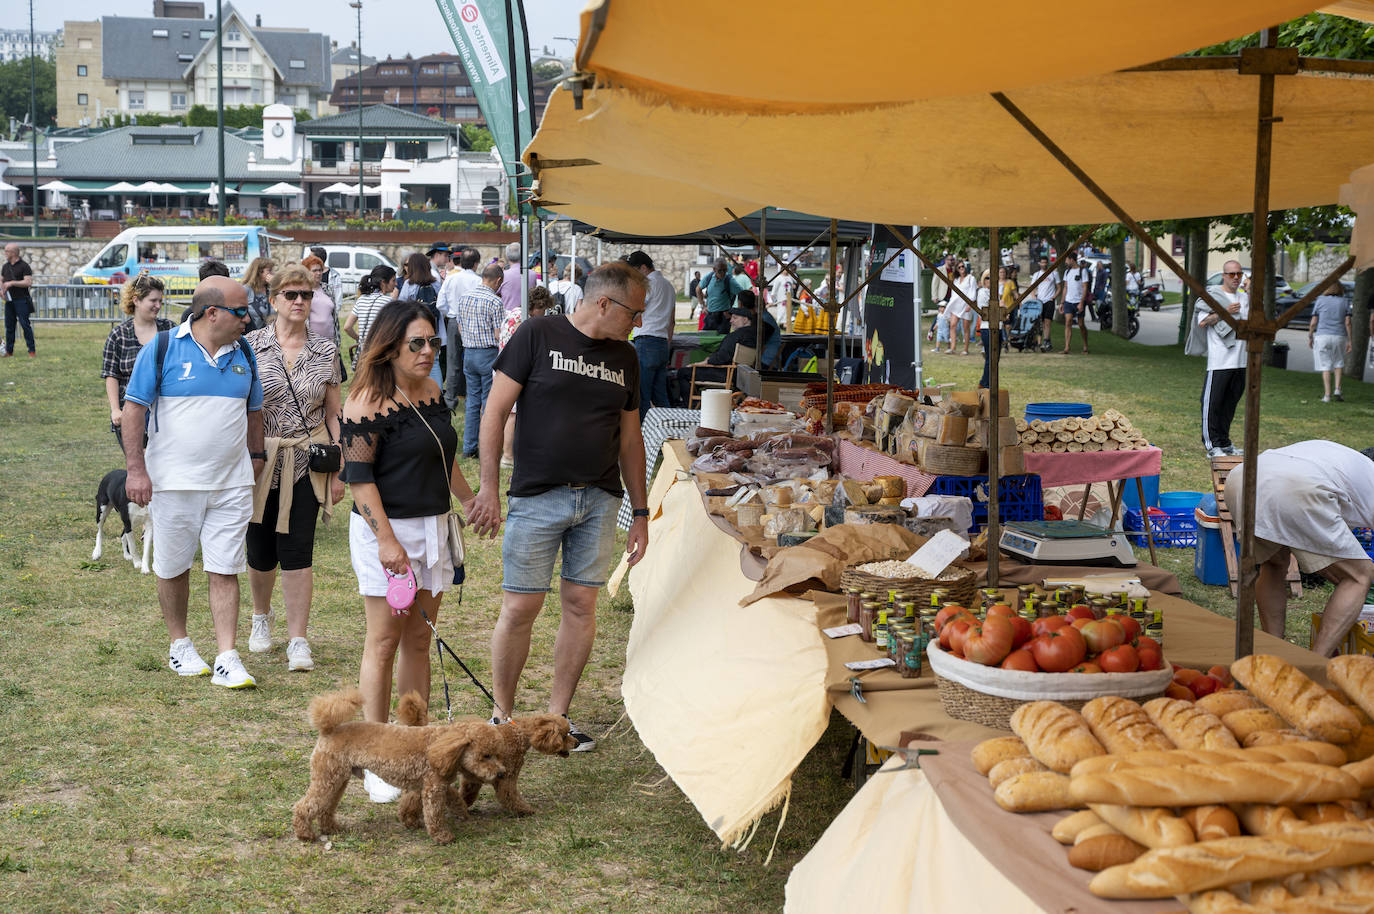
[920,443,985,475]
[840,563,977,608]
[926,640,1172,731]
[801,383,904,412]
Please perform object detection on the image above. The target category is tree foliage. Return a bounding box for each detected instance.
[461,124,495,152]
[184,104,312,127]
[0,56,56,129]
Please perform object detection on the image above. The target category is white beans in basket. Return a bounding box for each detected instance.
[855,560,963,581]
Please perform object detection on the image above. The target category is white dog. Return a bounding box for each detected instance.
[93,470,151,574]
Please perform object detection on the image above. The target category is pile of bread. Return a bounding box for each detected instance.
[1015,408,1152,454]
[971,653,1374,908]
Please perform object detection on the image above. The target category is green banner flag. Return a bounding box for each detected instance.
[435,0,535,214]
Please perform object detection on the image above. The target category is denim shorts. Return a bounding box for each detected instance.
[502,485,620,593]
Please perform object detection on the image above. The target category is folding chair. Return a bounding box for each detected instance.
[687,344,751,408]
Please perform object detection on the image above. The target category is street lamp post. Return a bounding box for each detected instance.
[29,0,37,236]
[216,0,225,225]
[349,1,364,217]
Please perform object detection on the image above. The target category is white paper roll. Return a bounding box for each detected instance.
[700,388,733,433]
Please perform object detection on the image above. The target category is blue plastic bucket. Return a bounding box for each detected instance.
[1024,402,1093,422]
[1194,525,1230,585]
[1159,491,1205,510]
[1122,475,1161,510]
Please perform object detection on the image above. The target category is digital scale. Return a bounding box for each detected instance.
[999,520,1137,567]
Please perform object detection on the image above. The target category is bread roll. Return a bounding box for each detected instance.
[1223,708,1288,741]
[1184,890,1257,914]
[1245,729,1311,748]
[1052,809,1104,845]
[1197,691,1264,718]
[987,756,1048,789]
[971,736,1029,776]
[1071,743,1347,777]
[1249,880,1294,905]
[1236,803,1305,836]
[1344,726,1374,764]
[1184,805,1241,841]
[1089,821,1374,898]
[1144,697,1240,750]
[1232,655,1362,744]
[1329,656,1374,723]
[1082,696,1176,755]
[1296,803,1363,826]
[1069,834,1147,871]
[1334,864,1374,893]
[1070,761,1359,807]
[1009,701,1105,773]
[1090,803,1195,848]
[994,770,1081,813]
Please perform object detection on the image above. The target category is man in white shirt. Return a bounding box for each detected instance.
[626,250,677,418]
[1056,251,1092,354]
[768,269,796,330]
[1197,260,1249,457]
[1027,255,1059,352]
[440,248,482,410]
[427,243,452,285]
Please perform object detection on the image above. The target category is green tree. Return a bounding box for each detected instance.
[0,56,56,128]
[185,104,312,127]
[461,124,495,152]
[533,61,565,81]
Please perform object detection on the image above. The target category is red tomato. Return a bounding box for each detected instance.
[1008,616,1034,650]
[1098,644,1140,673]
[964,617,1015,666]
[948,619,974,656]
[1032,615,1071,638]
[1189,674,1222,699]
[1165,681,1195,701]
[1072,617,1092,631]
[1115,616,1142,643]
[1066,605,1096,622]
[1136,636,1161,655]
[1001,649,1039,672]
[1173,667,1203,687]
[1029,627,1087,673]
[1207,665,1234,688]
[935,605,972,630]
[1137,647,1163,671]
[986,603,1016,620]
[1071,661,1103,674]
[1081,619,1127,655]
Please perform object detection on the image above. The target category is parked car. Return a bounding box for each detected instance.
[1275,278,1353,328]
[299,244,396,296]
[75,225,272,302]
[1205,268,1293,299]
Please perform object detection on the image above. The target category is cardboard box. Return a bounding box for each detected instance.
[979,388,1010,418]
[998,445,1026,476]
[965,417,1018,449]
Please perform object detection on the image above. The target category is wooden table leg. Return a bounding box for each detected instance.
[1134,476,1158,567]
[1076,483,1092,521]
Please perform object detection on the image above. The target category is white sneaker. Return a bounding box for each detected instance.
[249,612,272,653]
[211,650,257,689]
[286,637,314,672]
[363,769,401,803]
[168,638,211,677]
[1223,445,1244,457]
[1206,447,1227,458]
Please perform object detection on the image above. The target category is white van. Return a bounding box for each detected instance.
[299,244,396,296]
[75,226,271,301]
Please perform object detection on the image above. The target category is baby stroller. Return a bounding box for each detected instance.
[1006,298,1043,352]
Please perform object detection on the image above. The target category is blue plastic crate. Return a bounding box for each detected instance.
[1355,528,1374,560]
[927,474,1043,535]
[1124,506,1198,548]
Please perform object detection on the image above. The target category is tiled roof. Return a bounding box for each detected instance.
[44,127,298,181]
[303,104,456,136]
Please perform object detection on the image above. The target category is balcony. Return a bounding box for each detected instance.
[303,161,381,176]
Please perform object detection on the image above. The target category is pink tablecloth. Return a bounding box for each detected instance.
[1021,446,1162,488]
[836,439,939,497]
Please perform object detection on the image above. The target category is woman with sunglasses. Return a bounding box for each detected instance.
[340,299,477,803]
[102,272,175,453]
[242,264,345,673]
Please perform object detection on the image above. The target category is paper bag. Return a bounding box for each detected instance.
[741,523,927,606]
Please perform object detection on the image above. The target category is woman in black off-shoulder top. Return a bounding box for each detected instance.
[340,299,478,803]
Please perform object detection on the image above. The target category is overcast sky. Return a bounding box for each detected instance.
[33,0,580,62]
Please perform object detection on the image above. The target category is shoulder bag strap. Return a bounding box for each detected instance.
[394,387,452,502]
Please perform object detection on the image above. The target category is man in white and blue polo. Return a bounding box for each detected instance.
[123,275,266,690]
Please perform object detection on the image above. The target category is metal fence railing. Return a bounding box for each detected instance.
[30,285,123,323]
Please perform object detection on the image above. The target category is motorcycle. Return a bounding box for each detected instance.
[1095,287,1141,339]
[1138,282,1163,311]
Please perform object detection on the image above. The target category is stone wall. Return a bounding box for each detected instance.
[15,240,108,284]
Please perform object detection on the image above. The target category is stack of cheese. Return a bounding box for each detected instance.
[1015,408,1152,454]
[971,654,1374,909]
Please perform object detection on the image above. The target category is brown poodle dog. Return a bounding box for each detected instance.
[395,706,576,823]
[292,689,506,844]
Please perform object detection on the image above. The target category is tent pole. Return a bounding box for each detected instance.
[539,217,547,281]
[912,225,924,388]
[882,225,984,321]
[988,226,1001,588]
[757,207,766,370]
[826,219,838,434]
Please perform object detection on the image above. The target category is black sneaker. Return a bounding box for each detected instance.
[563,715,596,752]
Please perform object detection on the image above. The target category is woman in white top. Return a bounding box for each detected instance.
[342,265,398,370]
[952,261,979,355]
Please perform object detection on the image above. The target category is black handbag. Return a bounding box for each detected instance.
[280,351,342,474]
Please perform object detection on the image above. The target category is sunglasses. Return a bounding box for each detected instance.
[1223,271,1244,278]
[214,305,251,318]
[406,335,443,353]
[276,289,310,301]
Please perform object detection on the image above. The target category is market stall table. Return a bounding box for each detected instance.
[1023,446,1165,564]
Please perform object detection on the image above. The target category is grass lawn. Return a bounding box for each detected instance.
[1,322,1369,912]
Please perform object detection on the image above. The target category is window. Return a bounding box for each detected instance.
[76,64,87,76]
[289,58,305,69]
[95,245,128,269]
[182,31,191,38]
[360,141,386,161]
[200,29,214,39]
[357,252,383,271]
[77,93,88,105]
[452,105,479,119]
[278,92,296,105]
[234,48,249,62]
[177,53,194,62]
[453,86,472,96]
[394,140,426,160]
[171,92,187,109]
[127,90,145,110]
[78,38,92,49]
[152,28,169,38]
[313,140,342,165]
[327,252,349,269]
[226,28,241,41]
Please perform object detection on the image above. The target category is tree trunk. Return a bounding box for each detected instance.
[1352,266,1373,383]
[1110,239,1128,339]
[1179,228,1208,343]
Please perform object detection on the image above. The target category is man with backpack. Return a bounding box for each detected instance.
[121,276,266,690]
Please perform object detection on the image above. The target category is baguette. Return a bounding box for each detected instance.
[1197,691,1264,718]
[987,756,1048,789]
[994,771,1081,813]
[971,736,1029,776]
[1143,697,1240,750]
[1329,656,1374,723]
[1334,864,1374,893]
[1232,655,1361,744]
[1183,805,1241,842]
[1184,890,1257,914]
[1068,834,1146,872]
[1072,743,1347,776]
[1343,726,1374,764]
[1082,696,1175,754]
[1245,729,1311,748]
[1343,756,1374,791]
[1089,821,1374,898]
[1052,809,1104,845]
[1296,803,1363,826]
[1071,761,1359,807]
[1236,803,1305,836]
[1009,701,1105,773]
[1250,880,1294,905]
[1223,708,1288,741]
[1075,822,1122,844]
[1090,802,1195,848]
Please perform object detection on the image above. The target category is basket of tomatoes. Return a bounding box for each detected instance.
[925,602,1173,730]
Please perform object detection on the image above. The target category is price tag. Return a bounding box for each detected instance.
[823,623,863,639]
[905,529,969,578]
[844,658,897,671]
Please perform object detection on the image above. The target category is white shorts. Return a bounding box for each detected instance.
[349,511,454,597]
[1313,334,1346,373]
[149,486,254,578]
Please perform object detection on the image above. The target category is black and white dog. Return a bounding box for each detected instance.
[93,470,151,574]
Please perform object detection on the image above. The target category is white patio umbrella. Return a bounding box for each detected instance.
[39,180,78,192]
[319,182,354,193]
[106,181,140,192]
[261,182,304,195]
[0,180,18,192]
[339,185,381,195]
